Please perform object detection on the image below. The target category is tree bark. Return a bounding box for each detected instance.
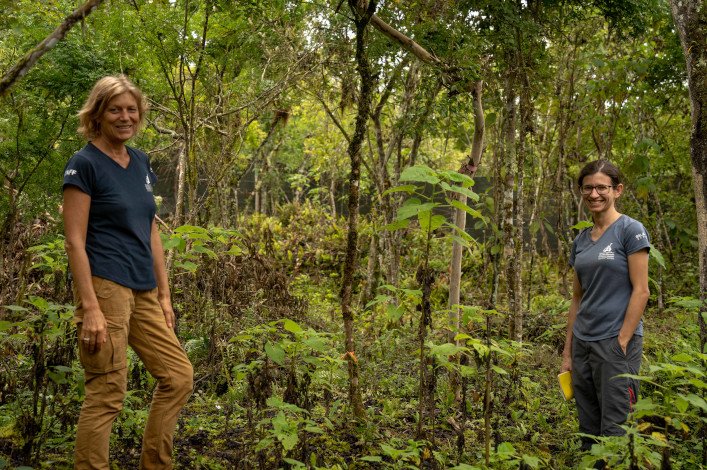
[669,2,707,464]
[340,0,378,419]
[0,0,106,97]
[448,80,485,399]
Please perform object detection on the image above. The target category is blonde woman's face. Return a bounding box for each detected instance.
[97,92,139,144]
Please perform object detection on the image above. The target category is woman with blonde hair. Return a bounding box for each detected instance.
[63,75,193,469]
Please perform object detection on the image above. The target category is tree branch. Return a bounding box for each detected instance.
[0,0,106,97]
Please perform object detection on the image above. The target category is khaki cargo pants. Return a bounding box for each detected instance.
[74,277,193,470]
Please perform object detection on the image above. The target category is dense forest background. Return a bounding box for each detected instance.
[0,0,706,468]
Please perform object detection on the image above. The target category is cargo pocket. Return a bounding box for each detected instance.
[78,325,127,373]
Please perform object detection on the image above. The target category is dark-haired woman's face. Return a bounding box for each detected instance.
[581,171,623,215]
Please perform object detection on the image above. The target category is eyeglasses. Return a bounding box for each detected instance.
[580,184,614,195]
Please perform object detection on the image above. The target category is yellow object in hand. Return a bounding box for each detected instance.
[558,371,574,400]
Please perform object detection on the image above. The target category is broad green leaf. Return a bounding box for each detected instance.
[438,169,475,186]
[360,456,383,462]
[162,237,183,250]
[265,342,285,365]
[649,244,666,268]
[522,455,541,469]
[571,220,593,230]
[447,198,484,219]
[441,182,479,201]
[383,219,410,231]
[283,319,303,334]
[382,184,416,196]
[396,200,438,221]
[684,393,707,412]
[386,304,405,322]
[399,165,440,184]
[418,212,445,232]
[226,245,243,256]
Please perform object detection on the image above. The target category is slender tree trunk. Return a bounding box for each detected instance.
[670,2,707,464]
[174,141,187,227]
[339,0,378,419]
[448,81,485,400]
[501,75,519,340]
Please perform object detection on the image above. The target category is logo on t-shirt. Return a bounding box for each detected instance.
[635,232,647,241]
[144,174,153,192]
[64,169,77,176]
[598,243,615,260]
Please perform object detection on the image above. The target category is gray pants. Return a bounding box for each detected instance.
[571,335,642,450]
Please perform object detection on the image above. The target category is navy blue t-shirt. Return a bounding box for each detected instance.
[63,142,158,290]
[570,215,650,341]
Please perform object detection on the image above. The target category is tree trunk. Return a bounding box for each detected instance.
[670,2,707,464]
[339,0,378,419]
[448,80,485,400]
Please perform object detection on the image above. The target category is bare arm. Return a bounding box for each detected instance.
[561,272,583,373]
[63,186,107,353]
[151,220,174,329]
[618,249,650,353]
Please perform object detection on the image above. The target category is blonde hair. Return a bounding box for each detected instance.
[77,75,148,140]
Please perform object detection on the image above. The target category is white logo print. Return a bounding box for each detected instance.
[598,243,615,260]
[635,232,647,241]
[144,174,153,192]
[64,169,77,176]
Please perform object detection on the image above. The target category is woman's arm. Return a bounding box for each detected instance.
[618,249,650,353]
[63,186,107,353]
[561,272,583,372]
[151,220,174,329]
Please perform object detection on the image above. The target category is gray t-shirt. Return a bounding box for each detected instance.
[570,214,650,341]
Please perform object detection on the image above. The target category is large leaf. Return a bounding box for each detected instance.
[396,199,438,221]
[382,184,416,197]
[440,181,479,201]
[418,211,445,232]
[649,244,666,268]
[399,165,440,184]
[265,341,285,365]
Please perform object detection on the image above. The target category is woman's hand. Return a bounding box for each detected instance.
[81,305,108,354]
[158,296,175,329]
[560,355,572,373]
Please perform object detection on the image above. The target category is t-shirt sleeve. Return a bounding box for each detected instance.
[623,220,651,255]
[62,154,95,196]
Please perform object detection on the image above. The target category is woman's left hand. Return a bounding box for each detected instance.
[618,334,630,355]
[158,296,175,329]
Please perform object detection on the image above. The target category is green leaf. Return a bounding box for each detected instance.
[522,455,541,468]
[418,212,445,232]
[174,260,198,272]
[649,244,666,268]
[440,182,479,201]
[265,342,285,365]
[283,319,303,334]
[226,245,243,256]
[360,456,383,462]
[382,184,417,196]
[3,305,28,312]
[572,220,593,230]
[383,219,410,231]
[674,396,689,414]
[399,165,440,184]
[447,198,483,219]
[386,304,405,322]
[684,394,707,412]
[162,237,183,250]
[396,200,438,221]
[438,169,475,186]
[671,353,693,362]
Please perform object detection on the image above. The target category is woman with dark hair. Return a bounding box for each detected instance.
[63,75,193,469]
[560,159,650,452]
